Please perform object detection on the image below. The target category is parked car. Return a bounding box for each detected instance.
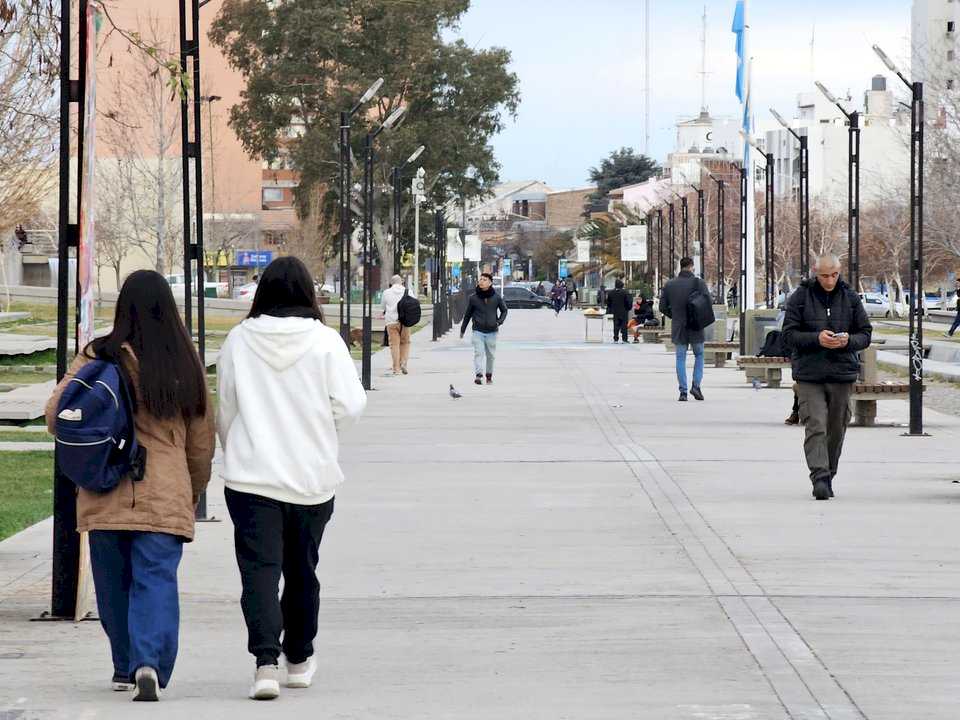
[859,292,892,318]
[236,282,258,301]
[502,285,551,309]
[165,273,228,299]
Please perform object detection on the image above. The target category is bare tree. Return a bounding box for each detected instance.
[98,13,182,277]
[0,1,57,243]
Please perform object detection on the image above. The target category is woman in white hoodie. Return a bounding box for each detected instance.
[217,256,366,700]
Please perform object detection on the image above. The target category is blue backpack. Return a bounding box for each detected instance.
[54,359,146,493]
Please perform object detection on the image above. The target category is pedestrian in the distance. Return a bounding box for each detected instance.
[535,281,546,297]
[381,274,411,376]
[45,270,215,701]
[660,257,712,401]
[945,277,960,337]
[551,281,567,316]
[606,279,632,343]
[565,276,578,310]
[460,272,508,385]
[782,253,872,500]
[597,284,607,308]
[217,256,367,700]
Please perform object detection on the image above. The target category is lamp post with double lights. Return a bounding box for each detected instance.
[391,144,425,274]
[708,172,726,302]
[668,199,677,276]
[656,205,665,294]
[874,44,925,435]
[816,80,860,293]
[738,164,748,354]
[680,192,690,257]
[361,105,406,391]
[742,131,775,307]
[770,107,810,280]
[339,77,384,346]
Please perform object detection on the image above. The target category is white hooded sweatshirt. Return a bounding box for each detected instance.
[217,315,367,505]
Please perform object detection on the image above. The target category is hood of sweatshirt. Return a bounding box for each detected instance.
[238,315,323,372]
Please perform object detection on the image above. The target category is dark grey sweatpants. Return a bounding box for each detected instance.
[796,381,853,483]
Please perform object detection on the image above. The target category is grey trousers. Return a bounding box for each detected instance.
[796,381,853,483]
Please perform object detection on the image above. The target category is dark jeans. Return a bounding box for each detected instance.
[612,316,628,342]
[796,381,853,483]
[89,530,184,688]
[566,292,576,310]
[949,310,960,335]
[225,487,335,667]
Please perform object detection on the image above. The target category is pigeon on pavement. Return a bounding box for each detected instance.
[751,377,762,391]
[449,384,462,399]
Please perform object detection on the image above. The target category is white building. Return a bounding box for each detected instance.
[666,110,742,186]
[757,78,911,210]
[913,0,959,92]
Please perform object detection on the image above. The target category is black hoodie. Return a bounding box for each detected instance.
[461,286,508,334]
[781,277,872,383]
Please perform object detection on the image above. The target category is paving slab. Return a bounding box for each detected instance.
[2,309,960,718]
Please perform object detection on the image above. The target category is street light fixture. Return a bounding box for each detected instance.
[874,43,925,435]
[741,130,775,307]
[339,77,383,346]
[816,79,861,292]
[360,106,406,390]
[770,107,811,279]
[391,144,426,274]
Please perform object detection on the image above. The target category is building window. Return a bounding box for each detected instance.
[949,21,956,32]
[949,79,956,90]
[262,188,284,203]
[950,50,957,61]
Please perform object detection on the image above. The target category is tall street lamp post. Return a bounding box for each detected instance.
[668,201,676,277]
[361,106,406,391]
[681,193,690,257]
[391,145,425,275]
[709,173,725,302]
[874,44,925,435]
[771,108,810,279]
[339,77,383,346]
[657,206,664,294]
[743,132,775,307]
[816,80,861,292]
[738,166,748,355]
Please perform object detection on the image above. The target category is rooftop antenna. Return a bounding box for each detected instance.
[645,0,651,155]
[699,5,710,113]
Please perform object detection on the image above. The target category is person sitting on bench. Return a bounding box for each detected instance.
[628,295,656,343]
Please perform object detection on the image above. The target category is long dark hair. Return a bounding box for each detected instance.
[87,270,207,420]
[248,256,323,321]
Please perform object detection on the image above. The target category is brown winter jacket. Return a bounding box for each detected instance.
[44,345,215,541]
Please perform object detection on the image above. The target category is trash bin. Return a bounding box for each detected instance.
[204,286,218,298]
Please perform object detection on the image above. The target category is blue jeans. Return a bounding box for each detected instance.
[472,331,498,376]
[949,311,960,335]
[675,342,705,393]
[89,530,184,688]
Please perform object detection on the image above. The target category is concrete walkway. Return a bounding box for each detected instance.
[3,309,960,719]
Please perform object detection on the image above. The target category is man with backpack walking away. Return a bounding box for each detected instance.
[460,272,508,385]
[782,254,872,500]
[660,257,714,402]
[606,279,632,343]
[381,274,420,376]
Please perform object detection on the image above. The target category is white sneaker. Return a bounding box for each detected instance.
[285,656,316,688]
[132,667,160,701]
[250,664,280,700]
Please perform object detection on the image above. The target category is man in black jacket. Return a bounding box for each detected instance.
[660,257,711,401]
[782,254,872,500]
[460,273,508,385]
[606,279,632,343]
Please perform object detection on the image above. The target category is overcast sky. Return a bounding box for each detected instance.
[453,0,912,189]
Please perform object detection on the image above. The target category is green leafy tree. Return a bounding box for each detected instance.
[208,0,520,281]
[588,147,659,201]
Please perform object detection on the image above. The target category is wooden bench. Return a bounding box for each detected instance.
[737,356,791,388]
[703,341,739,368]
[850,382,912,426]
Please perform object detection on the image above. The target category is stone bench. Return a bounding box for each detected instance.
[703,341,739,368]
[850,382,913,427]
[631,327,664,344]
[737,356,791,388]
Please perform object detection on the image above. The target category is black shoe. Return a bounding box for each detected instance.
[485,374,493,385]
[785,413,800,425]
[474,375,483,385]
[690,386,704,401]
[679,392,688,402]
[812,478,831,500]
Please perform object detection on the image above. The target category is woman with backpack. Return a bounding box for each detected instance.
[217,256,366,700]
[44,270,215,701]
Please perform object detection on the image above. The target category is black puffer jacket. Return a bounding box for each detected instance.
[781,278,872,383]
[460,287,508,334]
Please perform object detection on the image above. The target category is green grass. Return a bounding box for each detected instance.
[0,451,54,540]
[0,348,57,366]
[0,431,51,443]
[0,370,55,385]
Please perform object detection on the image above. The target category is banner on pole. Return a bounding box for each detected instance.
[464,234,481,261]
[78,3,101,350]
[446,228,464,262]
[502,258,512,277]
[620,225,647,261]
[558,258,569,279]
[576,240,590,262]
